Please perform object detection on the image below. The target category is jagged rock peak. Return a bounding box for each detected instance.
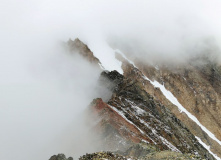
[49,154,73,160]
[67,38,101,65]
[101,70,123,82]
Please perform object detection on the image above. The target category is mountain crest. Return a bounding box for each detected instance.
[67,38,101,65]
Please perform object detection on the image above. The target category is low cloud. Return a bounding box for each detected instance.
[1,0,221,159]
[0,42,104,159]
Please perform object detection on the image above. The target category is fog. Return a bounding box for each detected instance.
[104,1,221,64]
[0,42,104,159]
[1,0,221,159]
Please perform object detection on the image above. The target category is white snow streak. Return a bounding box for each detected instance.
[109,105,145,134]
[196,137,221,160]
[115,49,221,159]
[115,49,137,67]
[139,119,180,152]
[144,77,221,147]
[142,76,221,160]
[109,105,157,144]
[125,99,145,115]
[133,106,145,115]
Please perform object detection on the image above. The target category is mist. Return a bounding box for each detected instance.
[0,40,105,159]
[1,0,221,159]
[104,1,221,65]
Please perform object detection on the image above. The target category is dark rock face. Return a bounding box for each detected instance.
[100,70,124,87]
[49,154,73,160]
[96,70,124,102]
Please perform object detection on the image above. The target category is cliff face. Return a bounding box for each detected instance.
[49,39,221,159]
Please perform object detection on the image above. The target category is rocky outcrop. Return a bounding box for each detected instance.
[90,69,214,159]
[67,38,102,66]
[78,142,202,160]
[77,143,202,160]
[49,154,73,160]
[79,152,129,160]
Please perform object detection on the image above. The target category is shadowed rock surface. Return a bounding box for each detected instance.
[49,154,73,160]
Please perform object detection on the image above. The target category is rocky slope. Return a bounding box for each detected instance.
[132,57,221,158]
[49,38,221,159]
[89,69,214,159]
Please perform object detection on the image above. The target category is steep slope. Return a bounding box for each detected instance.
[49,38,219,159]
[131,57,221,158]
[90,69,214,159]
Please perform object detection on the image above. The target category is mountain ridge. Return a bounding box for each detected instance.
[49,38,221,160]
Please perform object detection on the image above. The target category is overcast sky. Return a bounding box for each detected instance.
[1,0,221,160]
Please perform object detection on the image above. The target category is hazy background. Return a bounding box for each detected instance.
[1,0,221,159]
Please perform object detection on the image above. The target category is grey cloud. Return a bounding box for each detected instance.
[1,0,221,160]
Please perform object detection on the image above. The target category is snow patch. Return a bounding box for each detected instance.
[89,42,123,74]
